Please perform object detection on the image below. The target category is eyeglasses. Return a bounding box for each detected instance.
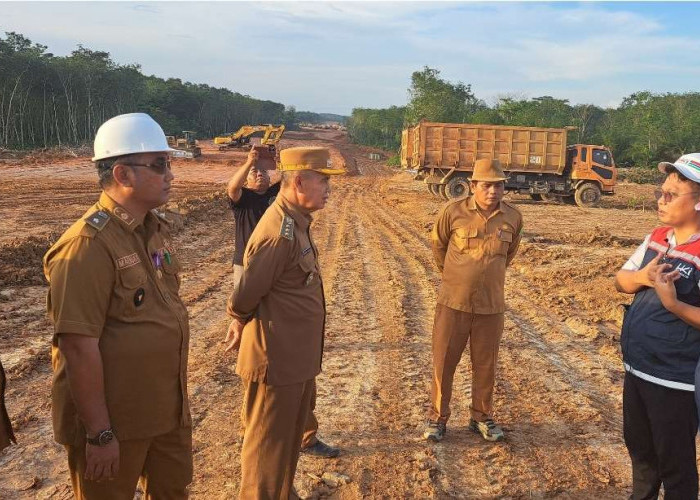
[122,159,171,175]
[654,188,700,203]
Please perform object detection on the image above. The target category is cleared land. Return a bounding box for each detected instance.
[0,129,683,498]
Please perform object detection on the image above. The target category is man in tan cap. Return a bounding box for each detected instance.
[227,147,339,459]
[224,146,344,498]
[424,158,523,443]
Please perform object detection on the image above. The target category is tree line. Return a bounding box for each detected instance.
[0,32,328,150]
[347,66,700,168]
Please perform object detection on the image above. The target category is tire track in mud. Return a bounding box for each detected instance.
[173,200,247,498]
[297,177,439,497]
[297,190,384,496]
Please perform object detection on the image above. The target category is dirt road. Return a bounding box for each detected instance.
[0,129,675,498]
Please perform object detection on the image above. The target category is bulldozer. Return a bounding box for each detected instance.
[166,131,201,158]
[214,124,285,152]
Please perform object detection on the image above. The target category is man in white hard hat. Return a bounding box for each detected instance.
[43,113,192,499]
[615,153,700,499]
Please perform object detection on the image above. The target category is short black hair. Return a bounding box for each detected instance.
[665,166,699,187]
[96,157,118,188]
[96,155,135,188]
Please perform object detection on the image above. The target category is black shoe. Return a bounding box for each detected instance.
[423,420,447,442]
[300,439,340,458]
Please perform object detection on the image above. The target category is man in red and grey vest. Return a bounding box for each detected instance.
[615,153,700,499]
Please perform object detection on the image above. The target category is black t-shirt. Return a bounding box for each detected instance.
[229,183,281,265]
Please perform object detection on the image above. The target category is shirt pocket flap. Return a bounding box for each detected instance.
[119,267,147,289]
[162,257,181,275]
[455,227,478,239]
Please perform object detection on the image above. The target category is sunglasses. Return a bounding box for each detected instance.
[653,188,700,203]
[122,159,172,175]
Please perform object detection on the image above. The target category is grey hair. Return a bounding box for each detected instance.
[281,170,309,188]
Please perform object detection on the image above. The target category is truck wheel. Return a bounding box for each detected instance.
[444,175,470,199]
[530,194,543,201]
[427,184,439,196]
[574,182,602,207]
[439,184,449,200]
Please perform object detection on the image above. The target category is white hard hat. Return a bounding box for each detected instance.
[92,112,174,161]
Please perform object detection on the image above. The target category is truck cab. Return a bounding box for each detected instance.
[567,144,617,195]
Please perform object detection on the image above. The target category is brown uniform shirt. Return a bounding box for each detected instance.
[43,192,190,444]
[228,195,325,386]
[432,196,523,314]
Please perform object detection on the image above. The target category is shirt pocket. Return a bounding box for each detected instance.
[495,229,514,255]
[453,227,479,252]
[115,266,148,317]
[161,255,182,292]
[298,253,318,286]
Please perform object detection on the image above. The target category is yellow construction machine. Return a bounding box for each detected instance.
[166,131,201,158]
[214,124,285,152]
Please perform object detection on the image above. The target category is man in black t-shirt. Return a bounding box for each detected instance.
[227,148,280,295]
[226,147,339,459]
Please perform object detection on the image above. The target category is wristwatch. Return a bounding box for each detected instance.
[86,428,115,446]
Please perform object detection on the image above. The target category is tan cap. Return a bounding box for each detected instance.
[278,147,345,175]
[471,158,507,182]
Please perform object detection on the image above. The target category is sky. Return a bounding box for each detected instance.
[2,1,700,116]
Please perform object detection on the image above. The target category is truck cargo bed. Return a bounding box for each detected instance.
[402,121,570,175]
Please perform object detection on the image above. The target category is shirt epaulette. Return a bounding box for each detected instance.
[501,199,522,214]
[84,210,110,231]
[279,215,295,240]
[153,209,172,225]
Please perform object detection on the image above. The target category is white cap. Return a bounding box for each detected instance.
[658,153,700,184]
[92,113,174,162]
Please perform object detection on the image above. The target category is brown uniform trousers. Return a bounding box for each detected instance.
[66,426,192,500]
[429,196,522,424]
[44,193,192,499]
[239,379,315,499]
[229,195,326,499]
[233,264,319,449]
[430,304,504,422]
[0,358,16,452]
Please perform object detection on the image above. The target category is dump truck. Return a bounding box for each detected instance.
[166,131,201,158]
[401,121,617,207]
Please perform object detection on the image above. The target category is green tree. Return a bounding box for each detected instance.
[405,67,479,124]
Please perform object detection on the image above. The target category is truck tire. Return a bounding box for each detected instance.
[444,174,470,200]
[427,184,440,196]
[574,182,602,207]
[439,184,449,200]
[530,194,543,201]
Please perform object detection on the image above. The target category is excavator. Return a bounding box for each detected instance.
[214,124,285,152]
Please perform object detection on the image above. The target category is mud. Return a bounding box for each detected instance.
[0,128,689,498]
